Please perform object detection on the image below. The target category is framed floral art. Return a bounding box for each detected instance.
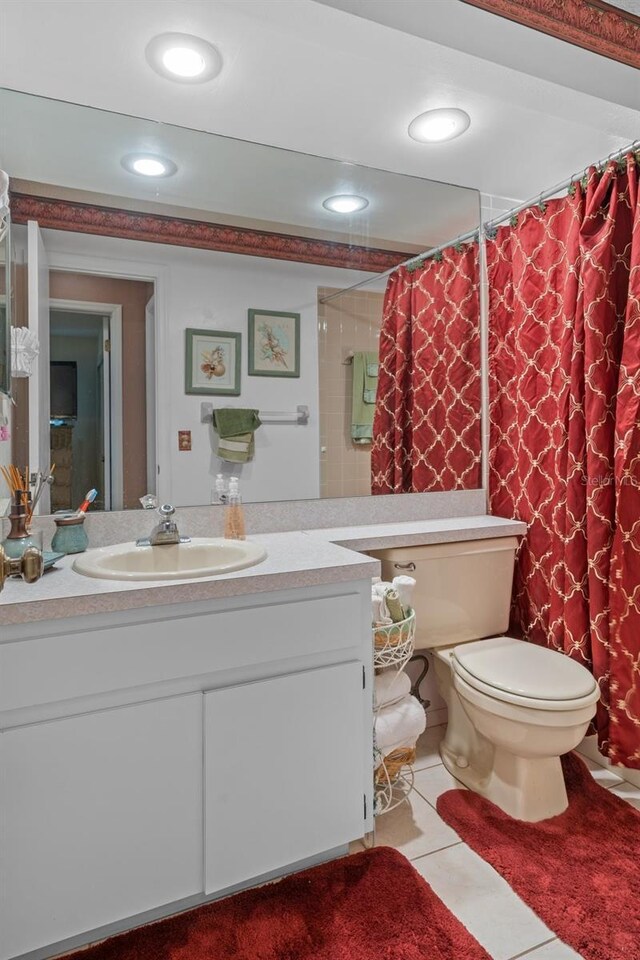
[185,328,241,395]
[248,309,300,378]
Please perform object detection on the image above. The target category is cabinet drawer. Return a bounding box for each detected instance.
[0,592,364,712]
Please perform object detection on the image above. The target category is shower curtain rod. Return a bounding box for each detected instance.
[318,226,480,304]
[319,138,639,305]
[483,137,640,234]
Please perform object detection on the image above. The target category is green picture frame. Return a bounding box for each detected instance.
[185,328,241,396]
[248,309,300,378]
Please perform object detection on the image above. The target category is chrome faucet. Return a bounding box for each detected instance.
[136,504,191,547]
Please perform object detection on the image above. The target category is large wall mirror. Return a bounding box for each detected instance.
[0,87,481,510]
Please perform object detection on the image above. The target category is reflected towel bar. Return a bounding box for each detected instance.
[200,403,309,425]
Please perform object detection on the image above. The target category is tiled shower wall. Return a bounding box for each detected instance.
[317,286,384,498]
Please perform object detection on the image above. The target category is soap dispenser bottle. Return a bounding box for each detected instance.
[224,476,246,541]
[213,473,228,505]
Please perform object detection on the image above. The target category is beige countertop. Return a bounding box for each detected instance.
[0,515,526,627]
[0,531,378,627]
[305,514,527,551]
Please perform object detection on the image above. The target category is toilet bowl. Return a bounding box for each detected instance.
[435,638,599,821]
[368,537,600,821]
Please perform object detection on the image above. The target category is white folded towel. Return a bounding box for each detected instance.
[374,693,427,754]
[374,669,411,710]
[11,326,39,378]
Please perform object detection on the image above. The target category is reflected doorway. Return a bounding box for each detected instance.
[49,306,118,511]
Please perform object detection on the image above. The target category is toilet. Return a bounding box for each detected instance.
[369,537,599,822]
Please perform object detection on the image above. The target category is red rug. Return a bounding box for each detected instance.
[62,847,490,960]
[437,752,640,960]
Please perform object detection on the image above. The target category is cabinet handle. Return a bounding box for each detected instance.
[393,562,416,571]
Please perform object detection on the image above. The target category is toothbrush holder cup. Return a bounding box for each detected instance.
[51,515,89,555]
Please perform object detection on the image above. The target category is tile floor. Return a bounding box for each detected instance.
[355,724,640,960]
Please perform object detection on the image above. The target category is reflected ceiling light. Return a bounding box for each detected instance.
[145,32,223,83]
[121,153,177,177]
[408,108,471,143]
[322,194,369,214]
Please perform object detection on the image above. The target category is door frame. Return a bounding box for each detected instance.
[50,299,123,511]
[46,252,169,504]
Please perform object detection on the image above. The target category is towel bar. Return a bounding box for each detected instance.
[200,403,309,425]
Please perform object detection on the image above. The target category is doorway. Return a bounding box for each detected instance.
[49,307,117,511]
[20,220,159,512]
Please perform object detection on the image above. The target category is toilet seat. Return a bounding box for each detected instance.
[451,636,599,712]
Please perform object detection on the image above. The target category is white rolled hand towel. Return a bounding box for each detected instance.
[374,669,411,710]
[374,693,427,754]
[392,575,416,615]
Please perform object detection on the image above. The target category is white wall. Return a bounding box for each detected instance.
[40,229,381,505]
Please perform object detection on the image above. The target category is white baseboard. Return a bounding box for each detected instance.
[577,734,640,788]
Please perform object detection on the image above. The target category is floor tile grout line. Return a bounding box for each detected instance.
[505,935,559,959]
[577,746,638,789]
[408,839,464,863]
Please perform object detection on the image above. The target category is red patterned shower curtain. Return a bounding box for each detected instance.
[372,244,481,493]
[489,156,640,766]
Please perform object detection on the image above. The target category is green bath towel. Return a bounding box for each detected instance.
[351,351,379,444]
[212,408,261,463]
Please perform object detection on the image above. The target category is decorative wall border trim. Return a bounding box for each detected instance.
[462,0,640,68]
[10,193,410,274]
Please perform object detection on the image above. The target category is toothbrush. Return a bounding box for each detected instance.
[76,488,98,517]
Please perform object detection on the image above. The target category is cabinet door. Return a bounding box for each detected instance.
[0,694,203,960]
[204,662,364,894]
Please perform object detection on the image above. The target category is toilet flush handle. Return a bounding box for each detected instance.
[393,562,416,571]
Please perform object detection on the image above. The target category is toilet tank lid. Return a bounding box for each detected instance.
[452,636,598,701]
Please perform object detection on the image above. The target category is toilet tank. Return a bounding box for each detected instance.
[368,536,519,650]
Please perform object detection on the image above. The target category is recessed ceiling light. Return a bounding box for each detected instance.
[121,154,177,178]
[322,195,369,214]
[146,32,223,83]
[408,108,471,143]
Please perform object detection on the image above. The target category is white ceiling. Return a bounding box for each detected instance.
[605,1,640,13]
[0,88,480,251]
[0,0,637,204]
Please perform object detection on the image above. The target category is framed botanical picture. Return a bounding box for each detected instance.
[248,309,300,378]
[185,328,241,395]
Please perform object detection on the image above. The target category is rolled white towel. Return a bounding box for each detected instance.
[392,575,416,615]
[372,581,393,598]
[374,694,427,755]
[371,591,385,624]
[374,669,411,710]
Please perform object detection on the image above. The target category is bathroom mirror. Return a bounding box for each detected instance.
[0,87,482,508]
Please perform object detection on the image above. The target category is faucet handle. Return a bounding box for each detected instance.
[159,503,175,519]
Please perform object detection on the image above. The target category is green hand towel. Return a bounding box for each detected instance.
[212,408,261,463]
[211,408,261,439]
[351,351,379,444]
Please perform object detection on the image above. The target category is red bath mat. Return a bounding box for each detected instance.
[437,752,640,960]
[60,847,490,960]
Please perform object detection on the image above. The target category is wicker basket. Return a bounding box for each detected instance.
[373,609,414,649]
[374,746,417,785]
[373,610,415,670]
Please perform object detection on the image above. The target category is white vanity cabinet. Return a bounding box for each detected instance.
[0,694,204,960]
[204,662,364,894]
[0,580,373,960]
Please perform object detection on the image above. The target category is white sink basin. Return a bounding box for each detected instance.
[73,537,267,581]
